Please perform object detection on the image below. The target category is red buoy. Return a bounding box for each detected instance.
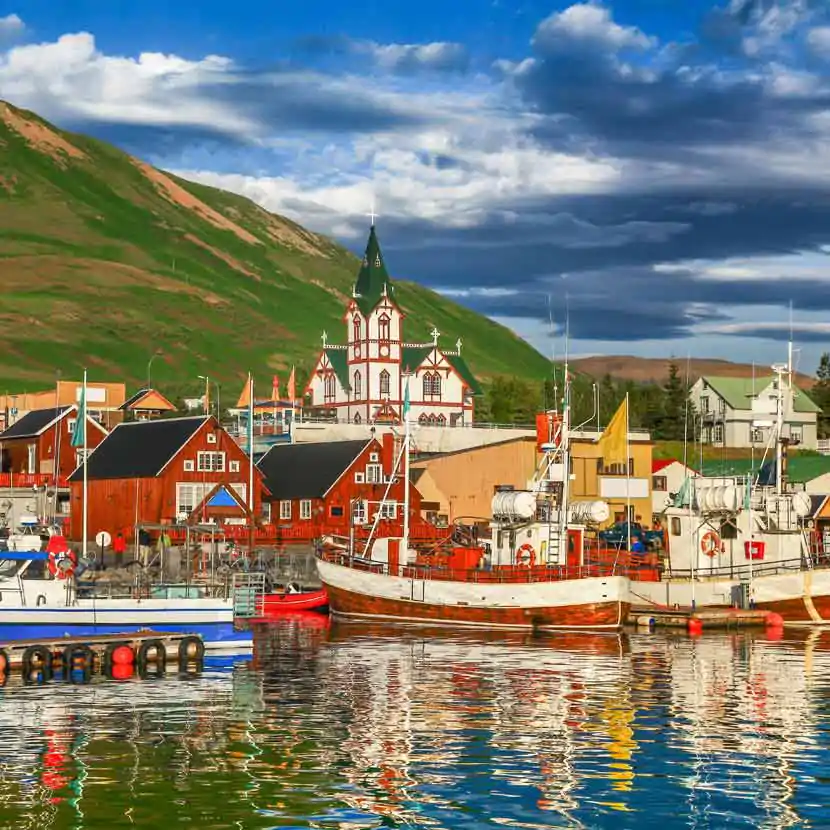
[765,612,784,629]
[111,662,134,680]
[687,618,703,636]
[111,646,135,666]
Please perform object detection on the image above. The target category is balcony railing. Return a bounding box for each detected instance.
[0,473,69,489]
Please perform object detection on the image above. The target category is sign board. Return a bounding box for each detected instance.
[599,477,649,500]
[95,530,112,548]
[77,386,107,404]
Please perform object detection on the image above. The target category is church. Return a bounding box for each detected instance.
[304,224,481,425]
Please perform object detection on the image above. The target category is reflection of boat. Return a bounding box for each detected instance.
[317,370,630,631]
[0,551,252,651]
[255,587,328,617]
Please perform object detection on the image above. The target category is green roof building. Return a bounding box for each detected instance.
[305,224,481,425]
[690,372,820,450]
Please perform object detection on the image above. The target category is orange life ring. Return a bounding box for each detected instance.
[700,531,720,558]
[517,543,536,567]
[48,549,78,580]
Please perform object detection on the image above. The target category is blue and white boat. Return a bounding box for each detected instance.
[0,551,252,652]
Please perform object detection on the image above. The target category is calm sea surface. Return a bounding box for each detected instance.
[1,619,829,829]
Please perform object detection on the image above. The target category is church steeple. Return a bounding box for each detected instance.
[353,224,393,314]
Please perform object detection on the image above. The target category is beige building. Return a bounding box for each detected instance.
[0,380,127,431]
[410,437,539,526]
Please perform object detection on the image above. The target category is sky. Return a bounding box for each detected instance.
[2,0,830,373]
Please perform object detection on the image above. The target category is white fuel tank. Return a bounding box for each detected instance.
[491,491,537,521]
[792,491,812,518]
[568,500,610,524]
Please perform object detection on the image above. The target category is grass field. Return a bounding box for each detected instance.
[0,101,551,395]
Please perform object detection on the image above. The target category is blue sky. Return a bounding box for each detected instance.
[2,0,830,373]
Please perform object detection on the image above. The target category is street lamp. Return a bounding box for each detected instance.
[147,350,162,389]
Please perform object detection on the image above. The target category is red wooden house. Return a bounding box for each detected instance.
[0,405,108,485]
[68,415,266,542]
[256,434,427,541]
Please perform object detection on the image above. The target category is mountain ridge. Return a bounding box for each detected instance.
[0,100,552,393]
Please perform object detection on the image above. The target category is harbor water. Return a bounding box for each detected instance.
[0,619,829,828]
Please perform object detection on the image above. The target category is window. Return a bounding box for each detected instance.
[354,472,365,483]
[750,426,764,444]
[599,458,635,476]
[652,475,667,492]
[437,414,446,426]
[183,460,195,472]
[324,373,336,402]
[379,370,390,397]
[352,500,368,524]
[354,412,362,424]
[75,449,89,468]
[423,371,441,399]
[261,502,272,523]
[378,314,391,342]
[791,425,803,444]
[700,396,709,413]
[230,483,247,504]
[353,315,362,342]
[369,452,379,462]
[197,451,225,472]
[279,500,292,520]
[419,414,429,425]
[671,517,681,537]
[379,501,397,519]
[207,433,217,444]
[714,424,724,443]
[330,505,344,517]
[353,370,362,400]
[366,464,383,484]
[229,460,240,473]
[176,482,212,516]
[300,499,312,520]
[67,418,77,434]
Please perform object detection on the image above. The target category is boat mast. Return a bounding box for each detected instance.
[402,378,411,557]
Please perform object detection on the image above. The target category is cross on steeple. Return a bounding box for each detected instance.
[321,330,328,348]
[431,327,440,346]
[368,199,378,227]
[455,337,462,354]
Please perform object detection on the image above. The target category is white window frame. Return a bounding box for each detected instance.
[714,424,724,443]
[183,459,195,472]
[229,460,240,473]
[366,464,383,484]
[75,449,89,468]
[352,500,368,525]
[379,501,397,519]
[369,452,379,462]
[197,451,226,472]
[300,499,312,520]
[261,502,271,523]
[67,418,77,434]
[207,433,217,444]
[354,472,365,484]
[279,500,292,520]
[176,482,211,516]
[379,370,390,397]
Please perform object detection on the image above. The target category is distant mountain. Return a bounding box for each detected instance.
[571,355,815,388]
[0,100,551,392]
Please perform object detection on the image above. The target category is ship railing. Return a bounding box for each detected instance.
[662,555,817,582]
[319,550,646,583]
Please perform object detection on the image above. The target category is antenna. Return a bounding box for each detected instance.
[547,294,558,412]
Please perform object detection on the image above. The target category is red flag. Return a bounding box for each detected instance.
[271,375,280,401]
[287,366,296,402]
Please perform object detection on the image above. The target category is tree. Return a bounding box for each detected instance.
[813,353,830,438]
[661,361,689,441]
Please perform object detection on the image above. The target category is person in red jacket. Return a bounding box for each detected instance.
[113,531,127,567]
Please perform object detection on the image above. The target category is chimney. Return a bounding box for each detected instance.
[382,431,394,473]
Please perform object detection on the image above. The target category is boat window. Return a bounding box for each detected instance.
[670,517,681,536]
[720,521,737,540]
[0,559,23,578]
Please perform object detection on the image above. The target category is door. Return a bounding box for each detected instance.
[27,444,36,474]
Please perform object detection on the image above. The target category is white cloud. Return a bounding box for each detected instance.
[654,251,830,283]
[807,26,830,58]
[534,3,655,52]
[0,13,24,39]
[358,40,468,72]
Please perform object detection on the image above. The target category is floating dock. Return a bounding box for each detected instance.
[0,630,205,685]
[631,606,783,633]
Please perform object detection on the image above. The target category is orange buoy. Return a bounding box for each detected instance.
[687,618,703,636]
[111,662,134,680]
[765,612,784,629]
[111,646,135,666]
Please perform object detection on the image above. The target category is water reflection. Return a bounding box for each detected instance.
[0,621,829,828]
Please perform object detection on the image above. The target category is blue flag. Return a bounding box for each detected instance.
[71,382,85,448]
[403,378,410,419]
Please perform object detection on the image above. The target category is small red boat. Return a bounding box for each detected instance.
[255,588,329,618]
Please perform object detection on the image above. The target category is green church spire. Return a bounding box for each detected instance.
[353,224,393,314]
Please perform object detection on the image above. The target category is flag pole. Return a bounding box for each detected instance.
[248,373,254,514]
[625,392,631,554]
[402,379,411,557]
[82,369,88,561]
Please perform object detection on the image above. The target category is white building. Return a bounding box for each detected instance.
[651,459,696,519]
[305,224,481,425]
[690,374,819,450]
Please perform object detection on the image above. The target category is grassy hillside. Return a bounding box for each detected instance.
[0,101,551,394]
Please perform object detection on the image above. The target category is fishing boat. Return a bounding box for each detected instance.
[630,359,830,623]
[255,585,329,617]
[316,375,631,631]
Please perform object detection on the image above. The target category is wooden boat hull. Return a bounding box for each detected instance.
[317,559,629,630]
[633,568,830,624]
[255,589,329,617]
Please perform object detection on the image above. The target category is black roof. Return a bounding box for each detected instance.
[257,440,370,500]
[1,406,73,440]
[119,388,151,410]
[69,416,208,481]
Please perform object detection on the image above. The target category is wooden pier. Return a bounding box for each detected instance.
[631,606,784,633]
[0,630,205,684]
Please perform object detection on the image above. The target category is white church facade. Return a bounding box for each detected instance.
[304,224,481,425]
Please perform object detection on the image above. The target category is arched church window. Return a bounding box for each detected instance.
[418,414,429,425]
[379,370,390,397]
[378,314,391,343]
[324,373,336,402]
[353,370,362,400]
[353,315,362,342]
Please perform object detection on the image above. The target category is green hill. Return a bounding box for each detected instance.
[0,100,550,394]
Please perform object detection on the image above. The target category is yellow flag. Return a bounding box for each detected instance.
[599,396,628,466]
